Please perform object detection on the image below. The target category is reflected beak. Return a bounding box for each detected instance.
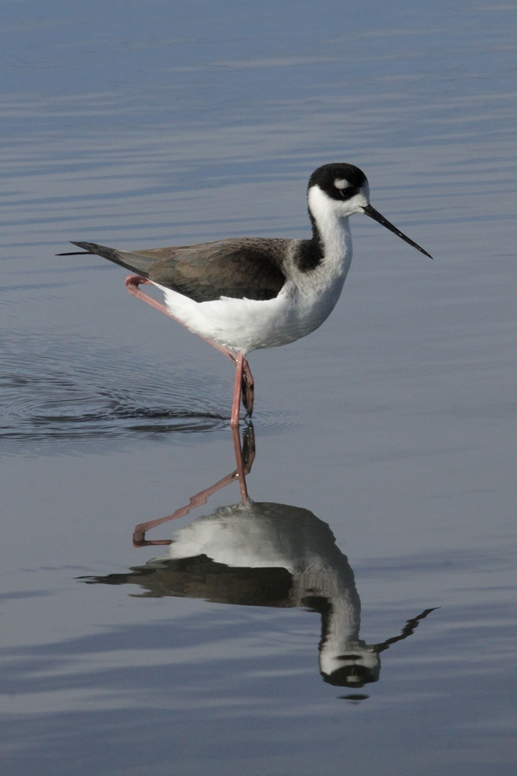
[363,204,433,259]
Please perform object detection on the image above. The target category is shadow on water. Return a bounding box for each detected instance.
[81,423,437,700]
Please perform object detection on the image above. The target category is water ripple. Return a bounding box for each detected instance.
[0,338,300,449]
[0,345,227,445]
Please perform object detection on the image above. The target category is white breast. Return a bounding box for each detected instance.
[152,211,353,354]
[154,276,348,354]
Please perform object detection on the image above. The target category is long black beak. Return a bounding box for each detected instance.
[363,204,433,259]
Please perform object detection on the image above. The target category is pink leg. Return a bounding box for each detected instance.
[231,353,244,428]
[235,421,256,499]
[133,467,239,547]
[125,276,233,358]
[241,358,254,416]
[133,422,255,546]
[126,275,254,421]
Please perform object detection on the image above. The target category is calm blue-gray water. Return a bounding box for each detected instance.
[1,2,517,774]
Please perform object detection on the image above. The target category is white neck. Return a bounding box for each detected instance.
[319,605,378,677]
[307,186,353,277]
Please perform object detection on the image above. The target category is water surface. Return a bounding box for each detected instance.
[1,2,517,774]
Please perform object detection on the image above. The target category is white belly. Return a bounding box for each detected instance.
[154,275,347,355]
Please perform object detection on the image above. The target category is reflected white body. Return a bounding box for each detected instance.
[153,501,380,684]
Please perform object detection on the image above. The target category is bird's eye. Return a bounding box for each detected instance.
[334,179,350,198]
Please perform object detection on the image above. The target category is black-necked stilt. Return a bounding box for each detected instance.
[61,163,432,425]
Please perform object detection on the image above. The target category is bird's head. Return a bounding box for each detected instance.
[308,163,432,258]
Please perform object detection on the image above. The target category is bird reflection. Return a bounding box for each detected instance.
[83,424,435,694]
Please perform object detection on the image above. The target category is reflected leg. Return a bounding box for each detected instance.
[133,421,256,546]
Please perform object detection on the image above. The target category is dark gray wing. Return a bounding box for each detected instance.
[63,239,288,302]
[148,239,287,301]
[59,242,160,276]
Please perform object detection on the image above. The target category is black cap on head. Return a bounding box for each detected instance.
[309,163,367,201]
[309,163,433,258]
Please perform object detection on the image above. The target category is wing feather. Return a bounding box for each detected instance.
[148,240,286,301]
[63,238,288,302]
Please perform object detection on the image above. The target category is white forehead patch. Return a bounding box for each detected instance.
[334,178,350,190]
